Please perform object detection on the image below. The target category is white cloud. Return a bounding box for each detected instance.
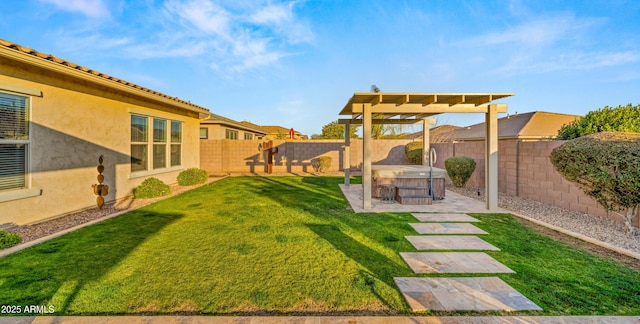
[125,40,210,59]
[456,13,639,77]
[250,3,292,25]
[465,15,595,48]
[156,0,312,74]
[45,0,313,76]
[39,0,110,18]
[228,37,287,72]
[493,50,640,76]
[164,0,231,37]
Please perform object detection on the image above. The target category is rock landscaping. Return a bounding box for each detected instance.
[448,186,640,255]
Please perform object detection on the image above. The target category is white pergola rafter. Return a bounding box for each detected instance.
[339,92,513,211]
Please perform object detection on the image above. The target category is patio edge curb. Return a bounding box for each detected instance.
[509,211,640,261]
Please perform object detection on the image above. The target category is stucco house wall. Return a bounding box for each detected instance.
[0,42,207,226]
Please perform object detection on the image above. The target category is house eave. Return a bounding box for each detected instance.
[0,45,210,119]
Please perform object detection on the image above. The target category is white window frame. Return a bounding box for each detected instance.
[170,120,182,167]
[130,111,184,178]
[0,89,40,202]
[225,129,238,140]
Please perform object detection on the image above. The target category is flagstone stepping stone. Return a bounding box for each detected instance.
[400,252,515,273]
[394,277,543,311]
[409,223,488,235]
[412,213,480,222]
[406,235,500,251]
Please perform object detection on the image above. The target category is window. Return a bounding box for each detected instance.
[131,115,182,172]
[199,128,208,139]
[244,133,253,140]
[0,92,29,191]
[130,115,148,172]
[153,119,167,169]
[171,121,181,167]
[225,129,238,140]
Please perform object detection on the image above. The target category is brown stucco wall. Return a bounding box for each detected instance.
[0,57,201,226]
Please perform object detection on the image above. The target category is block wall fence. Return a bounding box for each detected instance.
[200,139,411,174]
[200,139,638,227]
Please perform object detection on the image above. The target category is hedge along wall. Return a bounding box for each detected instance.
[200,139,412,174]
[432,140,638,226]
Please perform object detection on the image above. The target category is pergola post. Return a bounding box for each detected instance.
[344,121,351,185]
[363,104,372,209]
[485,104,499,211]
[422,118,436,165]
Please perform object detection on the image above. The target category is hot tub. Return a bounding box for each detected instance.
[372,165,446,200]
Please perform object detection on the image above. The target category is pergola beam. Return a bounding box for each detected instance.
[420,95,437,106]
[350,103,507,114]
[338,119,429,125]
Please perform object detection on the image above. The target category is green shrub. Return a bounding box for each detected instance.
[312,156,332,173]
[177,168,208,186]
[557,104,640,140]
[444,156,476,187]
[133,177,171,198]
[404,141,423,165]
[0,230,22,249]
[551,132,640,235]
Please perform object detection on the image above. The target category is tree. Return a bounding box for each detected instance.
[371,115,405,139]
[557,104,640,140]
[313,120,357,139]
[550,132,640,235]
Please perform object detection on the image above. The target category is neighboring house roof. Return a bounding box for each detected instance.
[407,124,461,141]
[202,114,268,135]
[0,39,210,118]
[449,111,580,141]
[239,120,266,131]
[261,125,294,134]
[261,125,306,138]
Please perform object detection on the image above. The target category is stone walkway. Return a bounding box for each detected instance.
[400,252,515,274]
[409,223,488,235]
[394,212,542,312]
[406,236,500,251]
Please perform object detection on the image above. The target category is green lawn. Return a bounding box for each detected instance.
[0,176,638,316]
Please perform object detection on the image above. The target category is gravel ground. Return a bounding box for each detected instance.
[7,178,223,244]
[447,185,640,255]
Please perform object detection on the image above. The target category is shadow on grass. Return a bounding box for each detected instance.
[0,210,182,314]
[306,223,412,309]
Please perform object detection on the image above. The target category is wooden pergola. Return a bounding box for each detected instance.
[338,92,513,211]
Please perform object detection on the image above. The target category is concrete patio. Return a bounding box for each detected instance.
[339,184,509,213]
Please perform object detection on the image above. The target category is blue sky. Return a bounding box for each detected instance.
[2,0,639,136]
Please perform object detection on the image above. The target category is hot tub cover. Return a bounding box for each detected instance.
[372,165,446,179]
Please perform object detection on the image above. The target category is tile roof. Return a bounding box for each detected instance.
[202,114,267,134]
[407,124,461,140]
[261,125,303,135]
[0,39,209,114]
[449,111,580,141]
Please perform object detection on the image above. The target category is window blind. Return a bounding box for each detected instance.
[0,144,26,190]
